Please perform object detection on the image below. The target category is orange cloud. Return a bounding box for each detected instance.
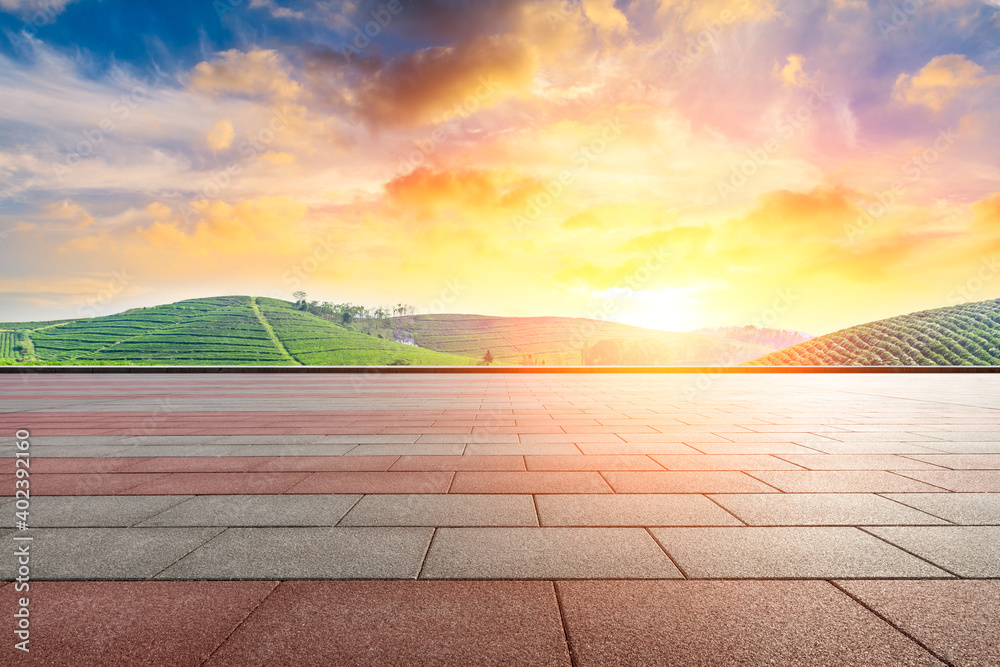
[189,49,302,102]
[43,200,95,230]
[384,167,539,221]
[893,55,995,111]
[206,119,235,150]
[582,0,629,34]
[774,54,813,88]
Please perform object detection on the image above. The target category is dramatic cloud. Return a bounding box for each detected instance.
[2,0,1000,333]
[352,35,539,127]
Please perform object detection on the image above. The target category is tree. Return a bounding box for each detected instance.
[292,291,307,305]
[482,349,494,365]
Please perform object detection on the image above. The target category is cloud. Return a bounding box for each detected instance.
[583,0,629,34]
[774,54,813,88]
[353,34,539,127]
[655,0,779,29]
[189,49,303,103]
[384,166,538,222]
[43,200,96,230]
[248,0,305,20]
[206,119,235,150]
[0,0,77,18]
[893,54,995,111]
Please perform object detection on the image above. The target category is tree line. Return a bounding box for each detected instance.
[292,291,415,326]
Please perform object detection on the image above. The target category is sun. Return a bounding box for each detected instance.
[597,287,703,333]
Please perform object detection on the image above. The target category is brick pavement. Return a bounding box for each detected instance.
[2,372,999,665]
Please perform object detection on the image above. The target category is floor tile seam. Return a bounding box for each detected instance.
[894,454,957,471]
[678,442,709,454]
[643,526,689,579]
[550,580,579,667]
[148,526,229,580]
[885,470,959,492]
[729,470,786,493]
[531,494,542,528]
[854,526,964,579]
[785,441,837,454]
[332,494,367,527]
[874,494,960,525]
[127,495,198,527]
[415,527,437,580]
[110,471,174,494]
[768,454,818,471]
[826,579,956,667]
[198,579,282,666]
[701,494,749,526]
[646,455,669,471]
[593,470,616,494]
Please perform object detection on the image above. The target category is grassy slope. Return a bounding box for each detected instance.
[257,298,474,365]
[23,296,289,365]
[746,298,1000,366]
[393,314,770,365]
[0,296,474,366]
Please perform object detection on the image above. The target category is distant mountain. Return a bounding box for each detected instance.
[692,326,813,350]
[382,313,770,365]
[745,299,1000,366]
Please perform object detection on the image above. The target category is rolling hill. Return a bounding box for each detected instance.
[0,295,787,366]
[381,314,773,365]
[0,296,474,366]
[746,298,1000,366]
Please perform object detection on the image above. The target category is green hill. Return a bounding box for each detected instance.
[379,314,771,365]
[746,299,1000,366]
[0,296,474,366]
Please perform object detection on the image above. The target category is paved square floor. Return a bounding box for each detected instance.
[2,371,999,664]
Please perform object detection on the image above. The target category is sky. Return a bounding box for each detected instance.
[1,0,999,335]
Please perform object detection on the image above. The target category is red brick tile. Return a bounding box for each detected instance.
[449,471,613,494]
[557,581,943,667]
[204,581,571,666]
[525,455,664,471]
[390,455,526,471]
[122,472,309,495]
[14,458,141,474]
[601,471,778,494]
[253,456,398,472]
[751,470,948,493]
[1,581,277,666]
[121,457,277,473]
[561,425,658,434]
[31,473,168,496]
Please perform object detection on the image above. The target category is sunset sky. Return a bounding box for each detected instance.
[1,0,999,335]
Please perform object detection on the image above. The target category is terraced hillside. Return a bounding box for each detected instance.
[0,296,473,366]
[256,298,474,365]
[0,331,16,361]
[746,299,1000,366]
[396,314,771,365]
